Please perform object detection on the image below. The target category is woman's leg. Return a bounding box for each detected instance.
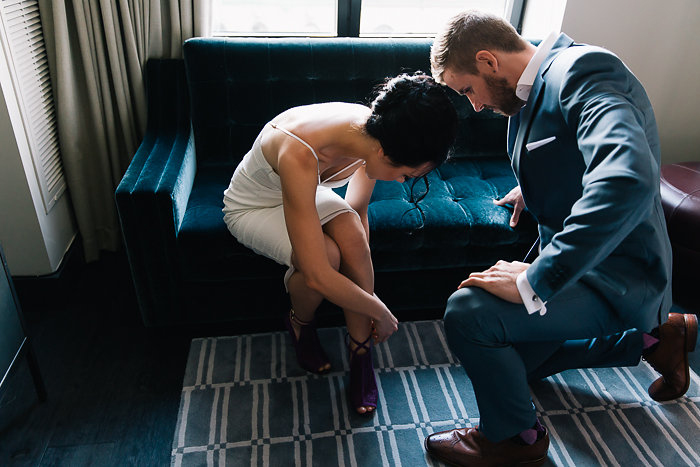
[323,212,377,414]
[288,233,341,321]
[323,212,375,336]
[285,234,341,373]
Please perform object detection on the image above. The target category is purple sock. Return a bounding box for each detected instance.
[519,419,545,445]
[643,333,659,350]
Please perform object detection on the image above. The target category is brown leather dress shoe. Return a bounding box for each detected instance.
[424,426,549,467]
[645,312,698,401]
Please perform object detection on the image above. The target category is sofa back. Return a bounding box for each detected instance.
[183,37,508,169]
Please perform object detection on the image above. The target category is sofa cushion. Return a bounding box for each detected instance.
[176,166,287,282]
[366,157,526,251]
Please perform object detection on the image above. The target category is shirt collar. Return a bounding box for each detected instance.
[515,32,558,101]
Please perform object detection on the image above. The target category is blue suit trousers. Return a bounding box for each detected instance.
[443,283,645,442]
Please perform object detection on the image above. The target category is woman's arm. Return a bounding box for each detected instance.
[344,164,375,240]
[277,146,397,340]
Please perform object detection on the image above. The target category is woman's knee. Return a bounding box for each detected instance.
[290,234,341,273]
[325,213,371,261]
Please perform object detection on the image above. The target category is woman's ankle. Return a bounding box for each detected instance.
[350,343,368,356]
[288,309,313,339]
[347,332,372,357]
[289,308,315,326]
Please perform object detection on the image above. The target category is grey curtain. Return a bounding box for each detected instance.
[39,0,211,262]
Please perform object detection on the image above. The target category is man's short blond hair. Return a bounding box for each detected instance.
[431,10,528,83]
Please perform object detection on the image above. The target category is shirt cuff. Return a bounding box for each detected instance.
[516,271,547,316]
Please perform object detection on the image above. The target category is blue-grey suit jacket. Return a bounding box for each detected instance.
[507,33,672,331]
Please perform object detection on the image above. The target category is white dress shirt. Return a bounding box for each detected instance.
[515,32,558,101]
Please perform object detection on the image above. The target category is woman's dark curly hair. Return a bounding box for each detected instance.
[364,72,458,169]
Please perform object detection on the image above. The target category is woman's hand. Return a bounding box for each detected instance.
[370,295,398,343]
[494,185,525,227]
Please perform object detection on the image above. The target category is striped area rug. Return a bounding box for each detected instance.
[171,320,700,466]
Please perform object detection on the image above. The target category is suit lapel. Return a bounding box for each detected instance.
[507,112,519,158]
[512,33,575,179]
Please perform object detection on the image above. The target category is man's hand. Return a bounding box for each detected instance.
[494,185,525,227]
[458,260,529,304]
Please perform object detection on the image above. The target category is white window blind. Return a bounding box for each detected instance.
[0,0,64,213]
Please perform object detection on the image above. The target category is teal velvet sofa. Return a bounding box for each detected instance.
[115,37,537,327]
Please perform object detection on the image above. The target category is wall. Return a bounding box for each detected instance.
[561,0,700,164]
[0,43,76,276]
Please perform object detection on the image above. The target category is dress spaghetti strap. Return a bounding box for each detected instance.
[270,123,321,184]
[270,123,365,185]
[322,159,364,183]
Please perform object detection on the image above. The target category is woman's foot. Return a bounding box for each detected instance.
[284,309,331,374]
[347,333,378,415]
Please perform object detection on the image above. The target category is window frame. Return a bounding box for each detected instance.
[337,0,528,37]
[210,0,529,38]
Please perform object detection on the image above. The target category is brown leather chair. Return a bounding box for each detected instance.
[660,161,700,313]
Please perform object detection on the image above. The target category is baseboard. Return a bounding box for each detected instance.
[12,237,85,313]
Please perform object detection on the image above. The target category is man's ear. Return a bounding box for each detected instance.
[475,50,499,74]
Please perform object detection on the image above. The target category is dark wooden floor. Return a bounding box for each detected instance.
[0,251,222,466]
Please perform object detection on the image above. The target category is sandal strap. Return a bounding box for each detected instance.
[347,332,372,358]
[284,310,331,374]
[290,308,315,327]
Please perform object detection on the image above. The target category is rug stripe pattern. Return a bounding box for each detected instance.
[171,320,700,466]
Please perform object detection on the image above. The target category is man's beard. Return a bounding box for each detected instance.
[483,74,526,116]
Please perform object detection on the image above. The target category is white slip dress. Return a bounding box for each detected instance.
[222,122,364,288]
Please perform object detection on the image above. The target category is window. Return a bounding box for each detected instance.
[360,0,510,37]
[212,0,338,36]
[212,0,527,37]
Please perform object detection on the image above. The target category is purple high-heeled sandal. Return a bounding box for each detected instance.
[347,333,378,414]
[284,309,331,374]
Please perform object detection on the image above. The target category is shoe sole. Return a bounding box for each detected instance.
[685,313,698,353]
[424,438,548,467]
[678,313,697,399]
[518,457,547,467]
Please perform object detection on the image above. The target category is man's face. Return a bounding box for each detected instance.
[442,68,525,117]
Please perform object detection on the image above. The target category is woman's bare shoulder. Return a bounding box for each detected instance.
[265,103,370,170]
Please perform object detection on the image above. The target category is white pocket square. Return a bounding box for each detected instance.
[526,136,556,152]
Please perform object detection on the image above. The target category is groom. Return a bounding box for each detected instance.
[426,9,698,467]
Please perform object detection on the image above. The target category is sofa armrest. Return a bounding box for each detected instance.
[115,59,193,326]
